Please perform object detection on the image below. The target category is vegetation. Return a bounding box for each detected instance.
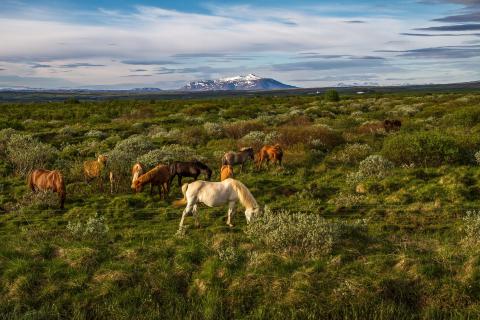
[1,91,480,318]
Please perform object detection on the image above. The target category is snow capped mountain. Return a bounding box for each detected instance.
[180,74,296,91]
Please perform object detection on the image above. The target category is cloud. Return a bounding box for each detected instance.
[30,63,52,68]
[433,11,480,22]
[0,75,77,88]
[59,63,105,68]
[415,23,480,31]
[271,59,390,72]
[377,45,480,58]
[401,32,480,36]
[121,60,179,65]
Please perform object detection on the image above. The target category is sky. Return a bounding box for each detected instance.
[0,0,479,89]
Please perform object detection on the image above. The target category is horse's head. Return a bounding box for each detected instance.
[245,206,261,223]
[241,147,254,160]
[98,155,108,165]
[133,179,143,193]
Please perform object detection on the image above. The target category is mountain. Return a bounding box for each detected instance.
[180,74,296,91]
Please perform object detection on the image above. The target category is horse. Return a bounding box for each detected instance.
[169,161,212,188]
[83,155,113,192]
[133,164,170,199]
[175,178,260,231]
[220,165,234,181]
[27,169,66,209]
[222,147,254,173]
[130,163,145,191]
[383,119,402,132]
[256,144,283,169]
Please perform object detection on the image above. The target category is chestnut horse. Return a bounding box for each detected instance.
[220,165,234,181]
[130,163,145,191]
[84,155,113,192]
[222,147,254,173]
[133,164,170,199]
[28,169,66,209]
[256,144,283,169]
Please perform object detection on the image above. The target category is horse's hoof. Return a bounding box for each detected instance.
[227,223,234,228]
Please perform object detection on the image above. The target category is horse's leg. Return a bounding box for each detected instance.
[150,183,154,195]
[193,204,200,227]
[227,201,236,227]
[240,162,244,173]
[178,175,182,187]
[59,193,65,210]
[179,202,194,230]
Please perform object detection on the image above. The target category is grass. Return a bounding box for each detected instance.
[1,91,480,318]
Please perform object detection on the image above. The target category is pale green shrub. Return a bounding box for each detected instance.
[462,210,480,247]
[7,134,58,176]
[245,207,340,257]
[137,144,204,167]
[67,213,109,240]
[348,155,394,184]
[330,143,372,165]
[204,122,225,138]
[84,129,107,139]
[475,151,480,165]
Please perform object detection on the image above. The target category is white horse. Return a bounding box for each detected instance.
[175,178,260,231]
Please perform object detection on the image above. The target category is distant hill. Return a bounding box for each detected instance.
[180,74,296,91]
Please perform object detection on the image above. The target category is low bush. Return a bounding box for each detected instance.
[6,134,58,176]
[245,207,340,257]
[329,143,372,165]
[382,131,461,166]
[137,144,204,168]
[224,120,265,139]
[278,125,344,149]
[67,213,110,240]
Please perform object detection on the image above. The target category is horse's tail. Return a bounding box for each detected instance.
[172,183,189,207]
[27,170,35,191]
[230,179,258,209]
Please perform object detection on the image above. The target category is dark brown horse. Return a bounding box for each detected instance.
[28,169,66,209]
[383,119,402,132]
[169,161,212,187]
[256,144,284,169]
[222,147,254,172]
[133,164,170,199]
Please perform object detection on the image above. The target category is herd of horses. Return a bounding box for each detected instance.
[27,144,284,229]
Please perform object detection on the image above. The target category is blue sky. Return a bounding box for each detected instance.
[0,0,479,89]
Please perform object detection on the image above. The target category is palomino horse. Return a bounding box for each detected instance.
[175,178,260,231]
[83,155,114,193]
[133,164,170,199]
[256,144,283,169]
[130,163,145,191]
[169,161,212,187]
[222,147,254,173]
[220,165,234,181]
[28,169,66,209]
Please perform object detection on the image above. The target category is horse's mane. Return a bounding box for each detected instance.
[229,179,258,209]
[193,160,209,170]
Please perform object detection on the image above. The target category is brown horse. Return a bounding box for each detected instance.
[84,155,117,193]
[256,144,283,169]
[222,147,254,173]
[28,169,66,209]
[130,163,145,191]
[133,164,170,199]
[220,165,234,181]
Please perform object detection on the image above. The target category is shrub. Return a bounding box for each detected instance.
[475,151,480,165]
[224,120,265,139]
[245,207,340,257]
[324,89,340,102]
[278,125,344,149]
[6,134,58,176]
[329,143,372,165]
[462,210,480,247]
[382,131,461,166]
[0,128,16,158]
[203,122,225,138]
[84,129,107,139]
[67,213,109,240]
[137,144,204,168]
[347,155,394,184]
[16,190,59,211]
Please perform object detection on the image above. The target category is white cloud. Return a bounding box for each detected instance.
[0,4,478,88]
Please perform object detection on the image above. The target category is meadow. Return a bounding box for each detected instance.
[1,91,480,319]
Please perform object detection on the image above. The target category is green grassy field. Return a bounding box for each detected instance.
[1,91,480,319]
